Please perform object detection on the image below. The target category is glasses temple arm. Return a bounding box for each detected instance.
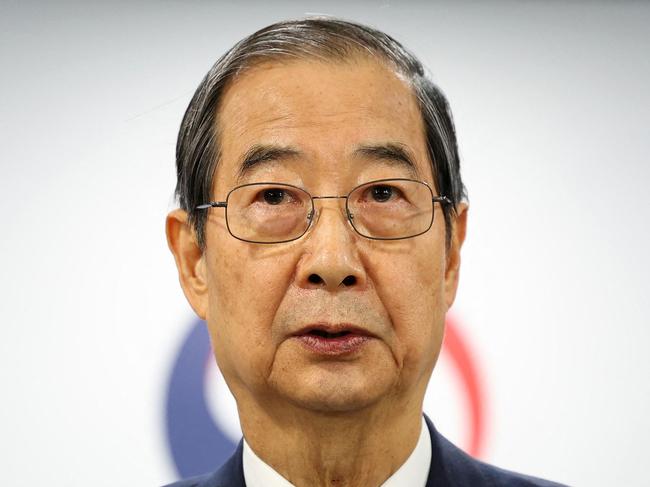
[195,202,227,210]
[432,196,452,206]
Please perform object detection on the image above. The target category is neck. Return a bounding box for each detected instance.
[239,398,423,487]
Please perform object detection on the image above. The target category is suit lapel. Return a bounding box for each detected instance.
[201,440,246,487]
[424,414,452,487]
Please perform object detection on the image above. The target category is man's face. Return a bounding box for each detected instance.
[192,58,464,415]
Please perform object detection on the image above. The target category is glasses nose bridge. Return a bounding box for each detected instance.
[311,194,348,201]
[308,194,352,227]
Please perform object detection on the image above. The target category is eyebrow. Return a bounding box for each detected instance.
[352,143,421,178]
[237,144,302,182]
[235,142,421,182]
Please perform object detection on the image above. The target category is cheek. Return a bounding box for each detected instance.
[369,239,446,372]
[205,244,296,383]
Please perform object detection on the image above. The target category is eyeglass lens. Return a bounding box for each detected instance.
[225,180,434,243]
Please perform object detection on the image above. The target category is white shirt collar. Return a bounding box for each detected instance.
[243,416,431,487]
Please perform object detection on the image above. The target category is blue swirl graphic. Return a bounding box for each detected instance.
[165,320,237,478]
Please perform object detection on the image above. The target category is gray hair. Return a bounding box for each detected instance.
[175,17,466,248]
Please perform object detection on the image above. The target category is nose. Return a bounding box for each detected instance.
[296,200,367,292]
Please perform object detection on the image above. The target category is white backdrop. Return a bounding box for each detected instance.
[1,1,649,486]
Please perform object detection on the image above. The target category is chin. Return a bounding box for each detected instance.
[290,391,377,413]
[273,370,398,414]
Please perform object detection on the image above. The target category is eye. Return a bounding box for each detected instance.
[369,185,397,202]
[262,188,288,205]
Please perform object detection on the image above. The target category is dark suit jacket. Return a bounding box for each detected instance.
[164,416,567,487]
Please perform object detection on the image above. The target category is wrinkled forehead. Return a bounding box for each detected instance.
[212,56,432,191]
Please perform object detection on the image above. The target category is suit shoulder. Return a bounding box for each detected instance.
[436,432,568,486]
[472,458,568,486]
[161,472,212,487]
[161,441,245,487]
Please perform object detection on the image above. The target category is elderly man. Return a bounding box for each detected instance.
[165,18,564,487]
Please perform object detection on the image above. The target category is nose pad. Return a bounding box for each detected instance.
[305,200,354,236]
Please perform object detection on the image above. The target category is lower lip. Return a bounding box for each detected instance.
[295,334,371,355]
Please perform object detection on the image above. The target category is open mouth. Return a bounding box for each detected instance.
[294,325,372,355]
[307,329,352,339]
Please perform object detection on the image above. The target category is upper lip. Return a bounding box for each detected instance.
[292,323,376,338]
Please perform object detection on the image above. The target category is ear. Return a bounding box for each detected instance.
[166,209,208,319]
[444,202,468,310]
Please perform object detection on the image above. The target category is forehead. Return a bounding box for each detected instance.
[214,57,431,187]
